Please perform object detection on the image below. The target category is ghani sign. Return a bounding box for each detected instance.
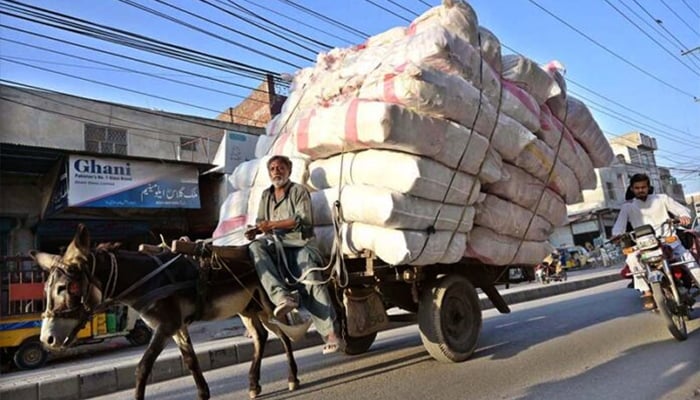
[67,155,200,208]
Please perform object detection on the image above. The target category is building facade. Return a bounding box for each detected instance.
[0,84,263,257]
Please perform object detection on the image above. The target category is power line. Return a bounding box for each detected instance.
[362,0,412,23]
[236,0,356,45]
[276,0,369,38]
[0,23,275,95]
[0,0,288,83]
[604,0,700,75]
[384,0,422,18]
[117,0,310,67]
[0,37,272,105]
[526,0,698,99]
[629,0,700,65]
[658,0,700,36]
[680,0,700,18]
[1,57,264,120]
[203,0,328,53]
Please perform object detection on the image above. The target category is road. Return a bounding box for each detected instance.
[89,280,700,400]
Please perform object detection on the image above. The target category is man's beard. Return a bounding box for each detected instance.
[635,194,648,201]
[271,177,289,188]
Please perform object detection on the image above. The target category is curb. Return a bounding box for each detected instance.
[1,271,622,400]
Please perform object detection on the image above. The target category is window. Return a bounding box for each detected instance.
[180,136,198,152]
[84,124,127,155]
[605,182,616,201]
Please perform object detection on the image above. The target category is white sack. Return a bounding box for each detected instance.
[483,163,567,226]
[311,185,475,232]
[478,26,502,73]
[315,223,467,266]
[500,80,541,132]
[409,0,479,46]
[308,149,481,205]
[212,189,256,245]
[465,226,554,266]
[285,100,495,178]
[501,55,561,105]
[513,140,583,204]
[538,105,597,189]
[474,195,553,242]
[564,96,614,167]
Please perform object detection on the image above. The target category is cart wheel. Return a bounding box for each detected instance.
[343,332,377,355]
[418,275,481,363]
[13,338,48,370]
[126,320,152,346]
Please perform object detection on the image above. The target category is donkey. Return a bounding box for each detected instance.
[31,224,305,400]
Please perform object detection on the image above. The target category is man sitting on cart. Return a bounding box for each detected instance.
[245,155,342,354]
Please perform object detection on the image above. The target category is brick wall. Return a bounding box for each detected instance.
[217,82,271,128]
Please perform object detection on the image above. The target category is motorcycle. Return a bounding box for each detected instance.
[614,219,699,341]
[534,261,567,284]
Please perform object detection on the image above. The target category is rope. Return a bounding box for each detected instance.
[406,35,489,265]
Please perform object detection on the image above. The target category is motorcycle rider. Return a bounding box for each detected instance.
[612,173,700,310]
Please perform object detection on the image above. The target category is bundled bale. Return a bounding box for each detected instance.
[308,149,481,205]
[483,163,567,226]
[465,226,553,265]
[501,55,562,105]
[315,223,467,266]
[311,185,475,233]
[563,97,614,167]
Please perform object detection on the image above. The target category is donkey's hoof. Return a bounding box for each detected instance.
[288,379,300,391]
[248,385,261,399]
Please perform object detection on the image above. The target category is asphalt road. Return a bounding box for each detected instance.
[90,280,700,400]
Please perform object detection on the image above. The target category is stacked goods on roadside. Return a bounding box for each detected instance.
[214,0,614,267]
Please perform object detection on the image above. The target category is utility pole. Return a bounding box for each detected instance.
[681,46,699,56]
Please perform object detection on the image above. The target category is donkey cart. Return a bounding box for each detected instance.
[169,239,529,363]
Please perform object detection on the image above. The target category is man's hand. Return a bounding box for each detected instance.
[257,220,275,234]
[244,226,261,240]
[679,216,691,226]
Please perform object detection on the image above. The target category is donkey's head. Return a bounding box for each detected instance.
[31,224,102,350]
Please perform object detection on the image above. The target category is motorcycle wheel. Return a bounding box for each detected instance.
[650,282,688,341]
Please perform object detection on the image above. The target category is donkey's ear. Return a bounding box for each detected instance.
[64,224,91,264]
[73,224,91,250]
[30,250,62,272]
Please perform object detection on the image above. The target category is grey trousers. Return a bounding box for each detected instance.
[248,239,337,338]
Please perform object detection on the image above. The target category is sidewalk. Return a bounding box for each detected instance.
[0,267,622,400]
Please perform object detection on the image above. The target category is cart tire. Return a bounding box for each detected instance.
[418,275,481,363]
[343,332,377,355]
[13,338,48,370]
[126,320,152,346]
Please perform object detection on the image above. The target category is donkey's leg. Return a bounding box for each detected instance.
[240,313,268,399]
[173,326,209,400]
[134,327,168,400]
[276,325,300,391]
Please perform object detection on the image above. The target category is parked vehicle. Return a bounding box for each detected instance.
[0,256,152,370]
[614,220,699,341]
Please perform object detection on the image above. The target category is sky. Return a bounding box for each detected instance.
[1,0,699,194]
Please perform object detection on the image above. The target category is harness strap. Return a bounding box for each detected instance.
[94,254,182,313]
[131,280,197,311]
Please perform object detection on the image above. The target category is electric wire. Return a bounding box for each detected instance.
[362,0,412,23]
[0,0,289,83]
[275,0,369,38]
[526,0,698,99]
[604,0,700,76]
[0,24,276,96]
[658,0,700,36]
[117,0,311,67]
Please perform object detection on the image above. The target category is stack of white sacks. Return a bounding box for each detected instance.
[213,0,614,267]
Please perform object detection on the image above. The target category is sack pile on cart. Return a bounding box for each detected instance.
[214,0,614,267]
